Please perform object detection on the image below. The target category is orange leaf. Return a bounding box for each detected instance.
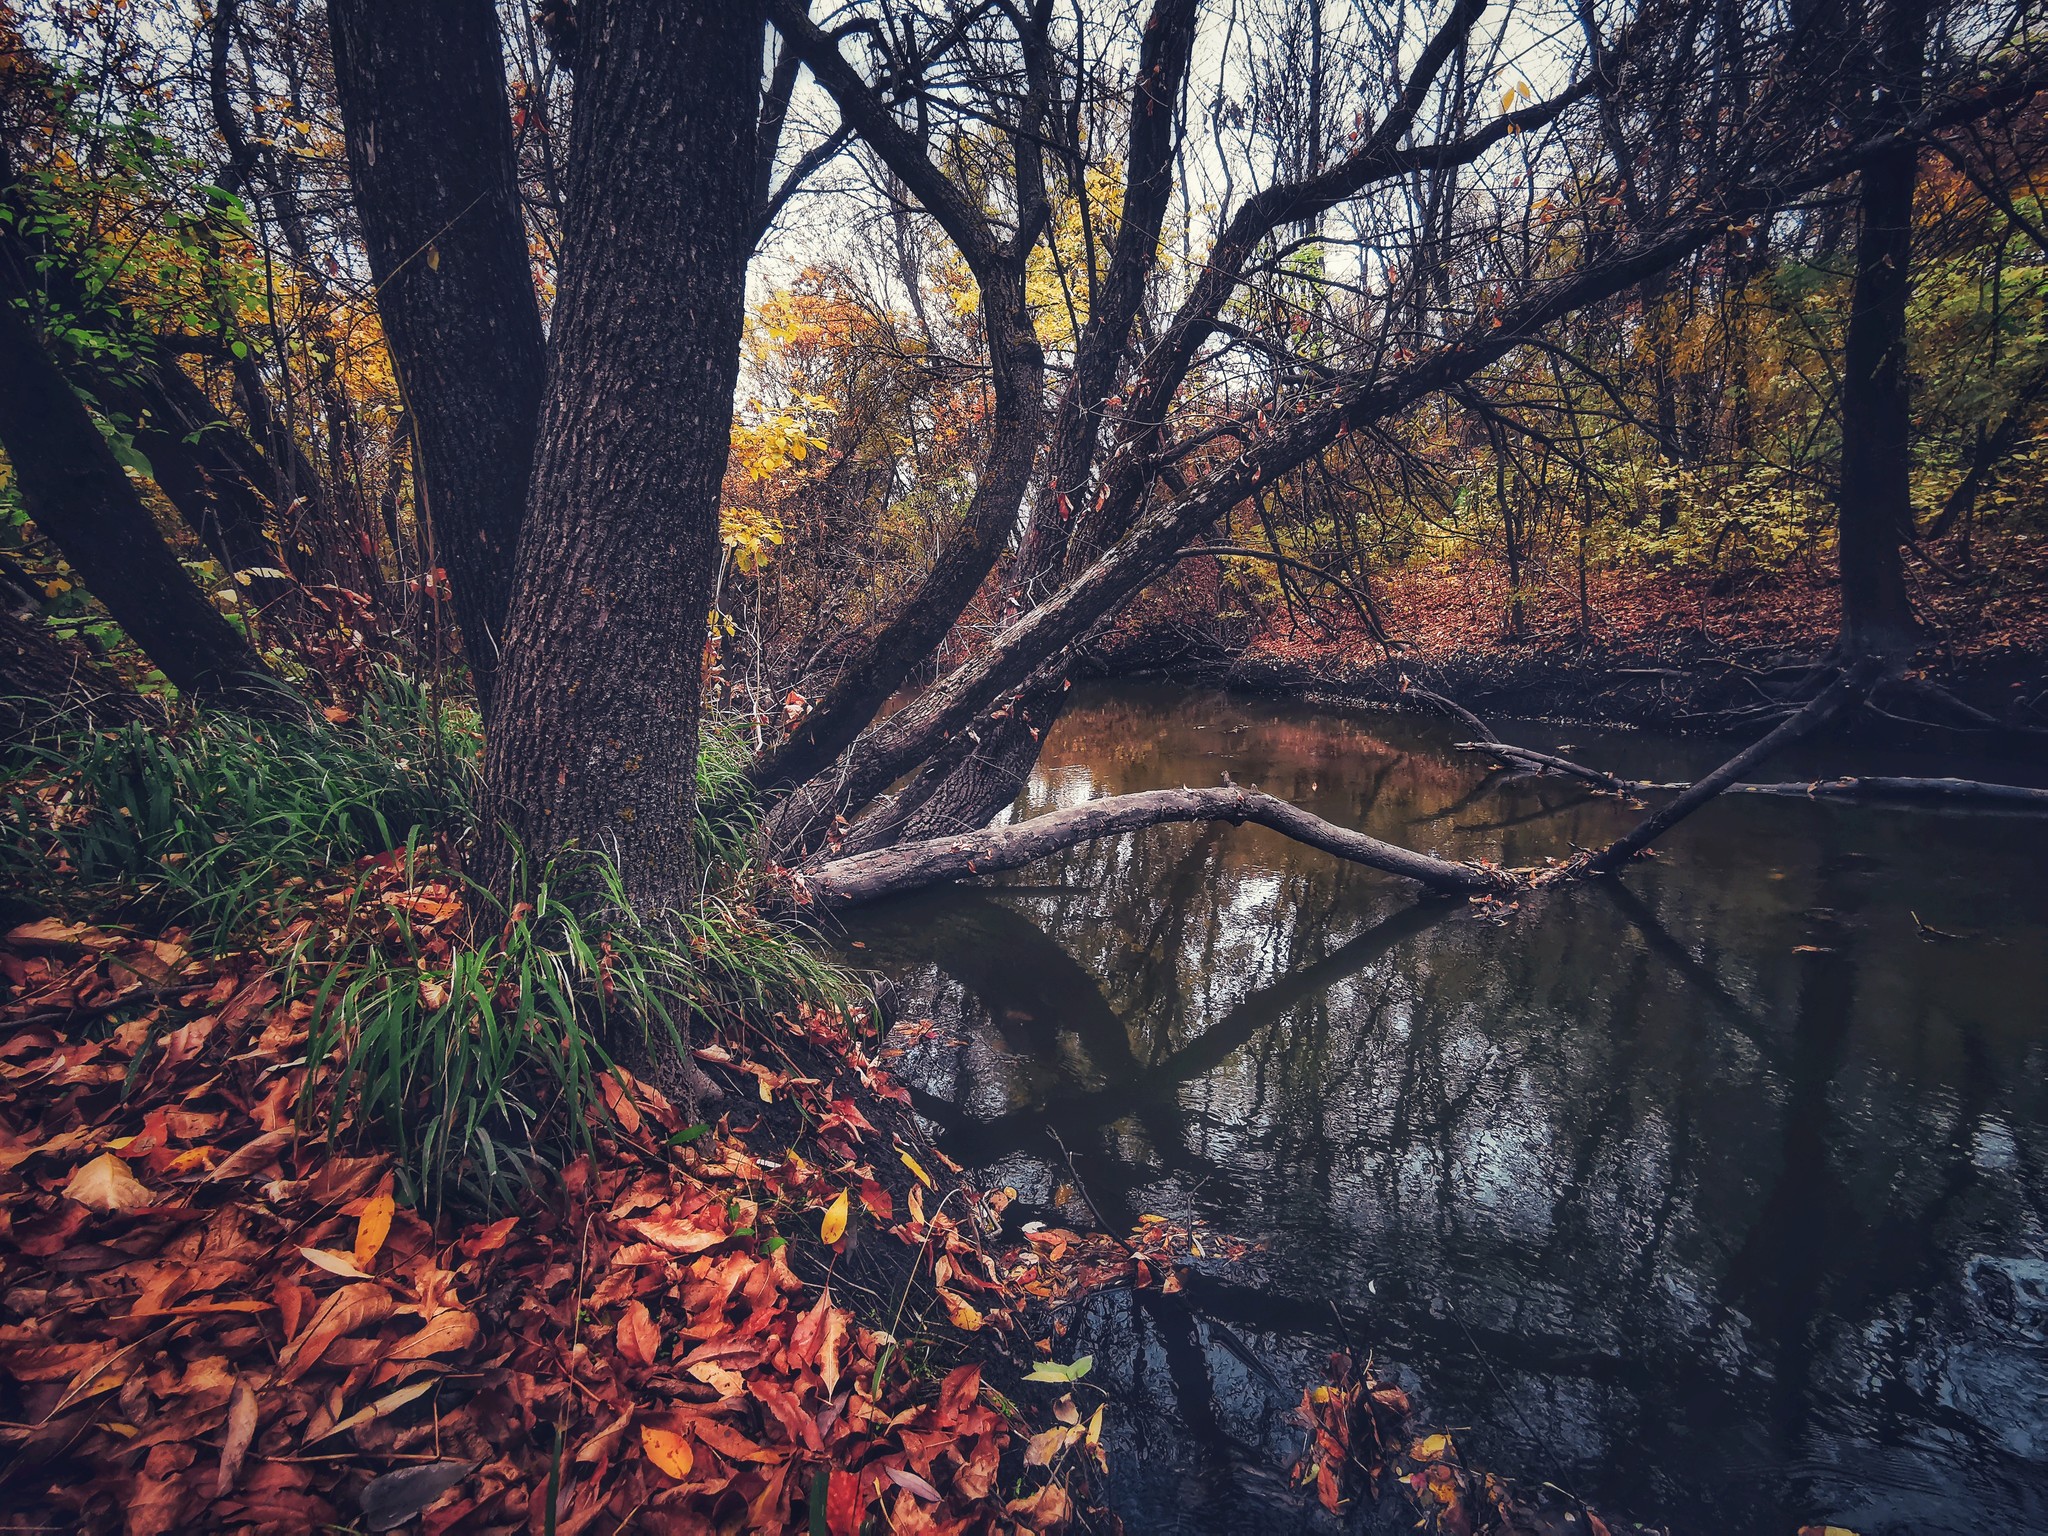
[640,1423,694,1480]
[354,1188,395,1270]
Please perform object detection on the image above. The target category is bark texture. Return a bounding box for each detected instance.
[0,603,158,737]
[481,0,763,908]
[328,0,547,710]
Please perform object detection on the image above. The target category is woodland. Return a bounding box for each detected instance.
[1,0,2046,1532]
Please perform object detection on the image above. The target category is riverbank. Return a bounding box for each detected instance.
[1098,554,2048,739]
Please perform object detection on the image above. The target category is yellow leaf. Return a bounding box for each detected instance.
[819,1189,849,1245]
[354,1190,395,1270]
[1411,1433,1452,1461]
[1502,89,1516,114]
[641,1423,694,1480]
[900,1150,934,1189]
[63,1153,153,1212]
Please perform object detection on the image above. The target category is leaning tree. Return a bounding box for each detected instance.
[320,0,2043,922]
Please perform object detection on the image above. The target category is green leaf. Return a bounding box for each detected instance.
[1023,1355,1093,1384]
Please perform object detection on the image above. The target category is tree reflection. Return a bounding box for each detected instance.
[837,684,2048,1535]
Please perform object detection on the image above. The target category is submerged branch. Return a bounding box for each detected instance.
[802,785,1512,909]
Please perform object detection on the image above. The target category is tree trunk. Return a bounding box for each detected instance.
[0,603,158,738]
[1835,0,1927,659]
[481,1,763,910]
[328,0,547,713]
[0,278,280,713]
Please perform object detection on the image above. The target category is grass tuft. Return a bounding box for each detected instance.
[5,674,859,1215]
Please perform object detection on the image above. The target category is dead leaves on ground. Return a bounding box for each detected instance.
[0,917,1082,1535]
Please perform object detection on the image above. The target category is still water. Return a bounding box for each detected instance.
[837,681,2048,1535]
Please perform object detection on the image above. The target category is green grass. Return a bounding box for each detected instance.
[2,669,476,938]
[4,673,859,1214]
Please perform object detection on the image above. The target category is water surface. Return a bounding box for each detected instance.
[839,681,2048,1535]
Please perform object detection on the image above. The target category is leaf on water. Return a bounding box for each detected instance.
[359,1459,475,1531]
[819,1188,848,1245]
[899,1149,934,1189]
[63,1153,153,1211]
[354,1188,394,1270]
[640,1423,694,1480]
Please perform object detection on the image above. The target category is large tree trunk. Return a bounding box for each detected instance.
[480,1,763,910]
[1835,0,1927,659]
[328,0,547,713]
[0,275,281,713]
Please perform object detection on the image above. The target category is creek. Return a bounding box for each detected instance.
[837,680,2048,1535]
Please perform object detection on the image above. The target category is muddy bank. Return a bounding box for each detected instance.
[1093,626,2048,746]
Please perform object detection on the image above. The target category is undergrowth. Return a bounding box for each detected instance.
[2,673,858,1214]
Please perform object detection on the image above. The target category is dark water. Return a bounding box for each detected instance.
[837,681,2048,1536]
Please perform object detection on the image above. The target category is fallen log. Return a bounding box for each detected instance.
[803,784,1513,909]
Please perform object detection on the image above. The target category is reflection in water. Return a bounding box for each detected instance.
[837,682,2048,1535]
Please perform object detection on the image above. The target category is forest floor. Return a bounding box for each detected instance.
[0,808,1673,1536]
[1118,543,2048,736]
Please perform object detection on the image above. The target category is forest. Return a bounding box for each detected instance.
[1,0,2046,1533]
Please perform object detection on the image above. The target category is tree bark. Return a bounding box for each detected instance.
[0,280,281,713]
[0,603,158,738]
[481,0,763,910]
[1835,0,1928,659]
[328,0,547,713]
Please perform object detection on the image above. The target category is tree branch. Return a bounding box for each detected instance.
[802,785,1512,908]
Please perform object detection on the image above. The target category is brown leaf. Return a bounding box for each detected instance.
[205,1128,293,1184]
[277,1284,395,1383]
[617,1300,661,1367]
[623,1214,725,1253]
[216,1377,258,1497]
[63,1152,154,1212]
[379,1307,479,1363]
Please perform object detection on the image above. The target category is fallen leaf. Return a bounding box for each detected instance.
[306,1379,437,1446]
[899,1149,933,1189]
[886,1466,942,1503]
[63,1152,153,1212]
[618,1300,661,1367]
[216,1378,258,1497]
[640,1423,694,1480]
[354,1188,395,1269]
[820,1188,849,1245]
[278,1284,395,1383]
[299,1246,372,1280]
[359,1460,476,1532]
